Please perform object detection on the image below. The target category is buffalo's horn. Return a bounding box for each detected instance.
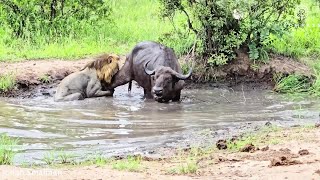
[172,67,192,80]
[144,61,155,75]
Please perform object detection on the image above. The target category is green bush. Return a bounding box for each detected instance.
[271,0,320,58]
[0,0,175,61]
[0,0,111,39]
[159,0,301,65]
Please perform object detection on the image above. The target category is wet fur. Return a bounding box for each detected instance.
[82,54,120,83]
[109,41,189,102]
[54,54,120,102]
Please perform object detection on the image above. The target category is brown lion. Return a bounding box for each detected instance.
[54,54,120,102]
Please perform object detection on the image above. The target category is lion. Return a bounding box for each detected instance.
[54,54,120,102]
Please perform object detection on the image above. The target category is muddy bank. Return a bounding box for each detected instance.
[0,53,313,98]
[0,58,92,97]
[189,52,312,89]
[2,126,320,180]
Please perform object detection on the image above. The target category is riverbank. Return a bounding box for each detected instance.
[1,125,320,180]
[0,52,313,98]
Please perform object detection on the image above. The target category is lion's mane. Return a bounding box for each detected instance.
[82,54,120,83]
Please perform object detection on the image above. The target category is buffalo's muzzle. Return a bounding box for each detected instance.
[154,89,163,96]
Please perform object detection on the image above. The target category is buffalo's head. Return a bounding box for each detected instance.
[144,62,192,102]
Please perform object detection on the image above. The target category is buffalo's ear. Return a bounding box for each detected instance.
[173,80,185,91]
[172,75,182,86]
[171,74,179,82]
[151,75,156,81]
[151,75,156,87]
[171,75,181,89]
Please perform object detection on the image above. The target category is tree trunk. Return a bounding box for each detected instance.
[50,0,57,21]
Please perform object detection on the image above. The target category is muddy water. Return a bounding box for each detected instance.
[0,84,319,164]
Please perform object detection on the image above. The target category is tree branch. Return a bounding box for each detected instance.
[179,6,198,35]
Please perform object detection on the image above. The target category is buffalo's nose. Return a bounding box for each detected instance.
[153,89,163,96]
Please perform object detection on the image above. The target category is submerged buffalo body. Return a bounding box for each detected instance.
[109,41,192,102]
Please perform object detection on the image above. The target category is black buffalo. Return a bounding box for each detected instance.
[109,41,192,102]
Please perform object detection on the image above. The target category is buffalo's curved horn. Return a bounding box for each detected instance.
[172,67,192,80]
[144,61,155,75]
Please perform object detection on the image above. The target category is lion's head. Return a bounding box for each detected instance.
[83,54,120,83]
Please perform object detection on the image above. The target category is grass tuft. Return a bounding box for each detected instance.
[227,125,281,151]
[39,74,51,84]
[57,150,74,164]
[273,74,312,94]
[173,160,198,174]
[0,74,16,92]
[88,153,113,167]
[112,156,141,172]
[0,134,18,165]
[42,151,56,165]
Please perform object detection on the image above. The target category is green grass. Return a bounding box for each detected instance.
[271,0,320,58]
[39,150,115,168]
[0,74,16,92]
[273,74,312,94]
[42,151,56,165]
[0,134,18,165]
[39,74,51,84]
[57,150,75,164]
[112,156,142,172]
[42,149,75,165]
[227,126,281,152]
[0,0,319,97]
[0,0,175,61]
[168,147,210,175]
[86,153,113,167]
[270,0,320,96]
[308,61,320,96]
[169,159,198,175]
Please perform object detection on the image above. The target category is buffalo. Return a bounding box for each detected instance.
[109,41,192,102]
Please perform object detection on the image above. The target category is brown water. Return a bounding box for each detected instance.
[0,84,319,164]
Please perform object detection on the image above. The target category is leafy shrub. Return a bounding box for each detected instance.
[271,0,320,58]
[159,0,301,65]
[0,0,111,39]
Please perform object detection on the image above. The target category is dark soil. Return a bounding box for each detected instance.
[269,156,302,167]
[216,139,228,150]
[187,52,312,90]
[298,149,310,156]
[260,146,269,151]
[240,143,256,153]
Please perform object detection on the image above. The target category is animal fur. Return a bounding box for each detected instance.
[82,54,120,83]
[108,41,192,103]
[54,54,120,101]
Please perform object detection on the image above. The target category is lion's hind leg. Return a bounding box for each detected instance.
[94,90,114,97]
[55,93,85,102]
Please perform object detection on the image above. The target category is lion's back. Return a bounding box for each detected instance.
[55,71,90,97]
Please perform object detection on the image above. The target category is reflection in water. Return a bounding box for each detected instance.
[0,84,319,163]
